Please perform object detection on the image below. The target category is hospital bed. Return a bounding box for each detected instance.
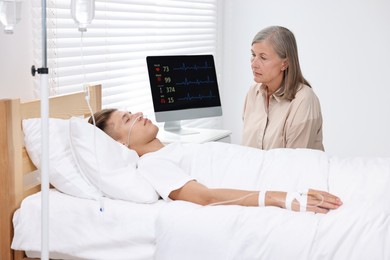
[1,85,390,260]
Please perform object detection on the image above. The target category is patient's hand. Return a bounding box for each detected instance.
[298,189,343,214]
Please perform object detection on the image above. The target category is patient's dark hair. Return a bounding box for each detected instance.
[88,108,117,134]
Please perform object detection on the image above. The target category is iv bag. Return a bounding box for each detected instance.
[71,0,95,32]
[0,0,22,34]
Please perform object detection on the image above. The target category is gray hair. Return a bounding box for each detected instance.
[252,26,311,100]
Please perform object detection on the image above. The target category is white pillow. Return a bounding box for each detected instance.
[23,118,101,199]
[69,117,159,203]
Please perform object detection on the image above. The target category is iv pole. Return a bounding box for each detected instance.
[29,1,94,258]
[30,1,95,258]
[31,0,49,259]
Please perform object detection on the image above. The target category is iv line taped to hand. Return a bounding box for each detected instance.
[205,190,324,211]
[268,190,325,212]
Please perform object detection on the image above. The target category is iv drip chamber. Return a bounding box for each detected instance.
[0,0,22,34]
[71,0,95,32]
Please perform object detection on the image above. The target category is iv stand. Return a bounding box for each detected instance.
[31,0,49,259]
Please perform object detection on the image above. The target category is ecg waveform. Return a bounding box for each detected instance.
[177,91,217,101]
[175,76,215,86]
[173,61,213,71]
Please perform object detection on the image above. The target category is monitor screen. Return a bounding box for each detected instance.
[146,55,222,134]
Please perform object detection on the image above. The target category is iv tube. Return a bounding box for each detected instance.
[71,0,95,32]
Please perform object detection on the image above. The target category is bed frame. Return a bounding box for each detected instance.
[0,85,102,260]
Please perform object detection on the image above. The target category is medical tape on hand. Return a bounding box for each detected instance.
[285,192,299,211]
[285,191,308,212]
[258,190,267,207]
[299,190,308,212]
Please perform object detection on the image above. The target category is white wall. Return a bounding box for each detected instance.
[1,0,389,157]
[0,1,34,101]
[220,0,390,157]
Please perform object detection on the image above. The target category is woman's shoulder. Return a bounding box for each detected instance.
[295,84,320,101]
[291,84,322,112]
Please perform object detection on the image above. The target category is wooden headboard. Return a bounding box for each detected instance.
[0,85,102,260]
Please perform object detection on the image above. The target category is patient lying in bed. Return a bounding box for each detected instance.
[16,110,390,260]
[88,108,342,214]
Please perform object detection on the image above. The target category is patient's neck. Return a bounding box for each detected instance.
[131,138,165,156]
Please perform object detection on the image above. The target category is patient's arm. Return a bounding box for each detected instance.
[169,180,265,207]
[169,181,342,214]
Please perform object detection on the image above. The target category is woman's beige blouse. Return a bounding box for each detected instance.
[242,83,324,151]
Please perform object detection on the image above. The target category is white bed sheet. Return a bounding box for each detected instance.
[12,145,390,260]
[154,150,390,260]
[12,189,165,260]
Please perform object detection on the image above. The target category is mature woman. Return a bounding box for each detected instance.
[242,26,324,150]
[89,108,341,213]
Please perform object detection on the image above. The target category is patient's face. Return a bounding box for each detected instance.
[106,110,159,147]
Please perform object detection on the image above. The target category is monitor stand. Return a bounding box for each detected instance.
[163,121,199,135]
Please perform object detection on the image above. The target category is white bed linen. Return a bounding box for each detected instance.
[12,144,390,260]
[12,189,165,260]
[153,145,390,260]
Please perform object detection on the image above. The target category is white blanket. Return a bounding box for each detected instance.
[12,143,390,259]
[154,144,390,260]
[12,190,165,260]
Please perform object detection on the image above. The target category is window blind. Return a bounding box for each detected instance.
[32,0,222,128]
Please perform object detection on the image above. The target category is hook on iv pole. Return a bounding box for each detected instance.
[31,65,49,76]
